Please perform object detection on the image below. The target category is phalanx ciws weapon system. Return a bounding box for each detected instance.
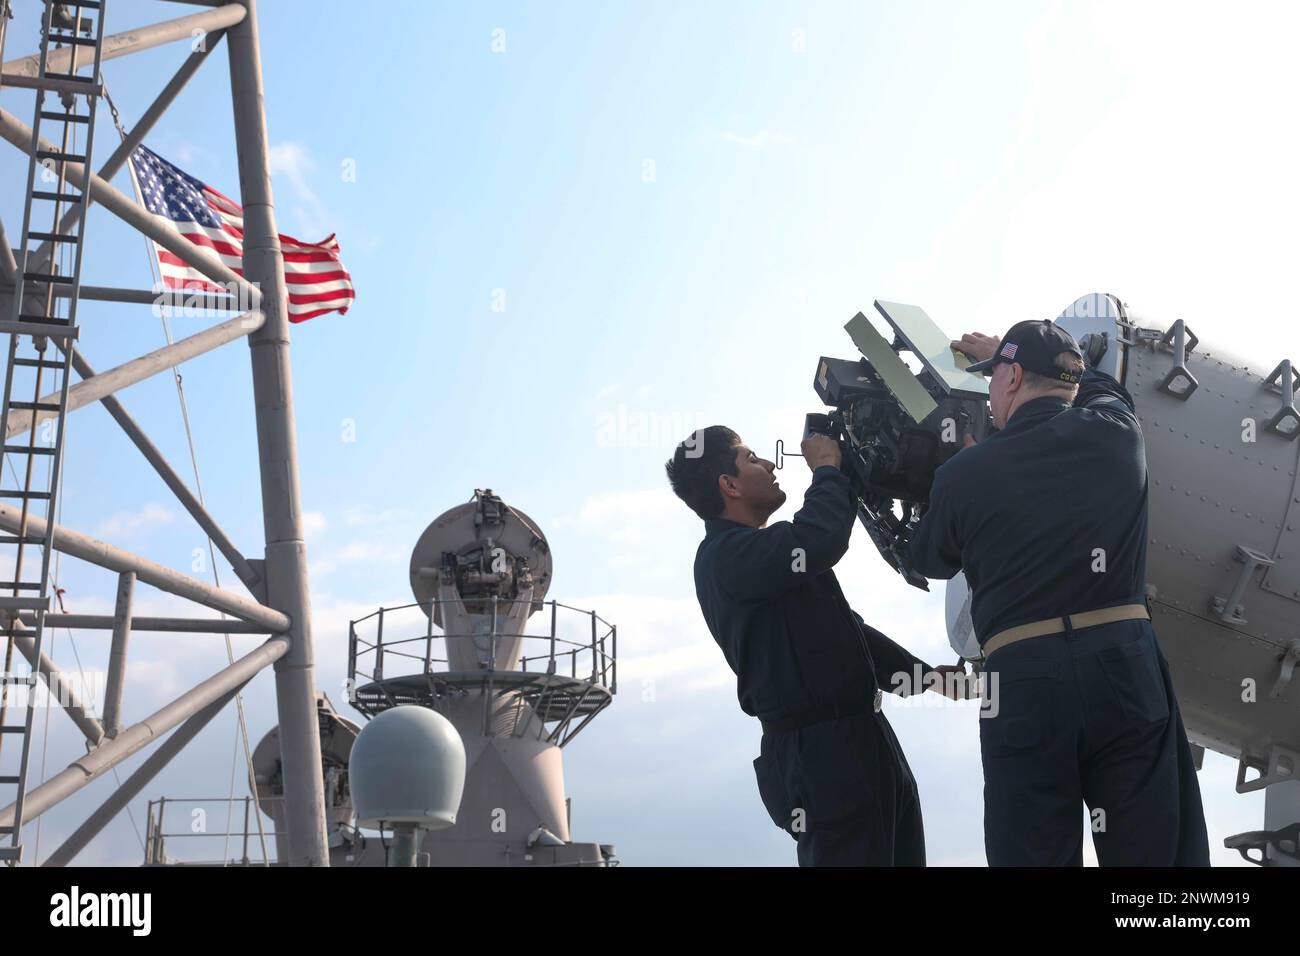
[792,292,1300,866]
[789,301,993,590]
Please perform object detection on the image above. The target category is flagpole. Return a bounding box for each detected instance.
[226,0,329,867]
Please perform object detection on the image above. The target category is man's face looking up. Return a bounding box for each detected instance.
[719,441,786,523]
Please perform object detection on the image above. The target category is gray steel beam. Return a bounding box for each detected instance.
[0,73,104,96]
[59,347,265,596]
[0,107,259,302]
[103,572,135,738]
[0,218,16,283]
[228,0,328,867]
[22,28,230,280]
[0,283,239,308]
[0,6,245,80]
[4,311,262,439]
[78,285,234,308]
[42,686,239,868]
[0,504,288,631]
[0,635,289,831]
[8,620,105,747]
[19,613,268,634]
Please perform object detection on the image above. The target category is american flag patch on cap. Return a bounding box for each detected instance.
[1000,342,1019,359]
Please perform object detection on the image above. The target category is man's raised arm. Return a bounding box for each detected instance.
[712,464,857,600]
[1074,367,1140,427]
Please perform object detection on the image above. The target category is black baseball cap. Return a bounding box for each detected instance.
[965,319,1084,384]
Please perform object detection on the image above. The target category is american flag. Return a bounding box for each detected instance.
[129,145,354,322]
[1000,342,1019,359]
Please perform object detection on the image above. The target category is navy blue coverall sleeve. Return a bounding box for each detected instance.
[1073,368,1138,424]
[711,465,855,600]
[910,465,964,580]
[851,610,932,692]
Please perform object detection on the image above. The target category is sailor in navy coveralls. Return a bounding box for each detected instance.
[911,320,1210,866]
[667,426,955,866]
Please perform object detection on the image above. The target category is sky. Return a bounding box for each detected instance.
[1,0,1297,866]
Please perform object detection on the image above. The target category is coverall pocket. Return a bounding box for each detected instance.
[979,659,1058,756]
[1098,633,1169,725]
[792,718,877,828]
[753,751,797,835]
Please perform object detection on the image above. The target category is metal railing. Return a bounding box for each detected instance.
[348,599,617,694]
[143,795,281,867]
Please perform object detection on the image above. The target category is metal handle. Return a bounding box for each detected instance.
[1263,360,1300,439]
[1158,319,1198,400]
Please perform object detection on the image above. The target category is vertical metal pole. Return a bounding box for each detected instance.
[156,797,167,864]
[346,620,356,686]
[595,624,605,686]
[390,824,419,867]
[590,611,598,679]
[103,570,134,737]
[483,595,498,738]
[548,600,557,673]
[490,595,498,667]
[226,0,327,866]
[144,800,155,865]
[241,795,251,865]
[424,600,433,673]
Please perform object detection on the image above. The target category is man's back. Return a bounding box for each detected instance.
[913,370,1148,641]
[911,363,1209,866]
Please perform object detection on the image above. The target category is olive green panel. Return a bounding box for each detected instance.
[843,311,938,423]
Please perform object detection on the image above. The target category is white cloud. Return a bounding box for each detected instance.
[267,141,333,238]
[267,142,318,204]
[93,503,175,539]
[551,488,681,545]
[342,505,416,528]
[302,510,328,540]
[309,541,390,578]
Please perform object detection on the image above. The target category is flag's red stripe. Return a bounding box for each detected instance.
[173,230,239,257]
[158,275,226,293]
[160,246,348,269]
[201,184,242,214]
[159,275,353,309]
[290,303,352,322]
[287,288,356,305]
[173,231,345,264]
[282,270,352,285]
[161,258,353,293]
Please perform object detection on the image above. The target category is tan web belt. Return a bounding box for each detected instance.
[981,603,1150,661]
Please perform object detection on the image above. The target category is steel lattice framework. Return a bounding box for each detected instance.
[0,0,330,866]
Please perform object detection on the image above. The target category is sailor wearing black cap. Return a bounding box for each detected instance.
[910,319,1209,866]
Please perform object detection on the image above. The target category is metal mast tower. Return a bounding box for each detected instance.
[0,0,329,865]
[342,490,618,866]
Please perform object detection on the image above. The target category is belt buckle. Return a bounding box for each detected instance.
[873,688,883,712]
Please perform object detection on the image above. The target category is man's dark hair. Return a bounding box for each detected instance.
[665,425,741,520]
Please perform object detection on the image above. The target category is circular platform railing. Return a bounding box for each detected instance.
[347,600,616,746]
